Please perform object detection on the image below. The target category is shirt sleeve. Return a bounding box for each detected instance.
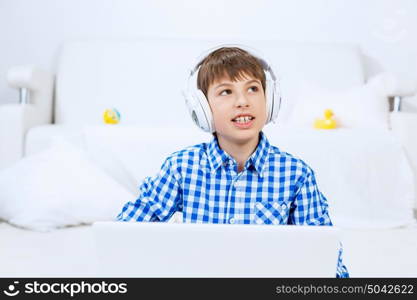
[289,168,350,278]
[116,156,182,222]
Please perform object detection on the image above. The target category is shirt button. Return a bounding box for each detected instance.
[229,218,236,224]
[255,203,263,209]
[281,204,287,210]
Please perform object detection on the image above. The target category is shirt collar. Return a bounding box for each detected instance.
[207,131,271,177]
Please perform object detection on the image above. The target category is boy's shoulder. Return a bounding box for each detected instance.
[268,144,314,176]
[164,141,209,165]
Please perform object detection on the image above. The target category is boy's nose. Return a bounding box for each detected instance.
[235,93,250,107]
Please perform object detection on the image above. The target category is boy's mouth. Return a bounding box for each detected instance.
[231,114,255,124]
[231,114,255,129]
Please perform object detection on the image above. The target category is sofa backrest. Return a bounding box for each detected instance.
[55,38,365,127]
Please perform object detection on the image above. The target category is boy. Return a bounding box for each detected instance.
[116,46,349,278]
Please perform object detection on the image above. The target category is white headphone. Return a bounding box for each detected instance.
[182,44,281,133]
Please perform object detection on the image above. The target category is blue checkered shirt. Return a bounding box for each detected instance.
[117,131,349,278]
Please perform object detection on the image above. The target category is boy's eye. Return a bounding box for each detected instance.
[249,86,259,92]
[219,89,232,96]
[218,86,259,96]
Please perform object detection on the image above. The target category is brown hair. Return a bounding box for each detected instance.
[196,47,266,98]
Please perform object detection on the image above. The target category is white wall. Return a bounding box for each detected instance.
[1,0,417,108]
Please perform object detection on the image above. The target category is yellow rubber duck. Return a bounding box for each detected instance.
[314,109,337,129]
[103,108,121,125]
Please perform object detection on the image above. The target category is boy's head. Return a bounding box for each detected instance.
[196,47,266,98]
[196,47,268,143]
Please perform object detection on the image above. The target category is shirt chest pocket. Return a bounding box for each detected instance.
[254,201,290,225]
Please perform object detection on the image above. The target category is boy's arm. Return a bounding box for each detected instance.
[289,169,331,226]
[116,156,181,222]
[289,168,350,278]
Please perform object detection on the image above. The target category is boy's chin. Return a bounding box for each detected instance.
[218,128,261,143]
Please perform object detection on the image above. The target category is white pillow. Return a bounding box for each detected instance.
[82,126,210,189]
[25,125,138,196]
[283,74,393,130]
[82,128,139,195]
[0,138,136,232]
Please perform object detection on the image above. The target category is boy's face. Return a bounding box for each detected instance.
[207,73,267,144]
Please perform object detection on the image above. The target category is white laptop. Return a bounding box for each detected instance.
[92,221,340,278]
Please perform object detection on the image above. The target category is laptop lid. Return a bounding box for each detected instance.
[92,221,340,277]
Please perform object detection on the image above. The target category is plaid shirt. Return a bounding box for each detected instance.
[117,131,349,278]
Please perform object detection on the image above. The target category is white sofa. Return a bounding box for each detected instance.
[1,39,373,165]
[1,38,417,229]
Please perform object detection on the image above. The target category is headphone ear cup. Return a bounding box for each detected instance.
[270,82,281,123]
[195,89,214,133]
[265,79,273,124]
[265,79,281,124]
[185,89,214,133]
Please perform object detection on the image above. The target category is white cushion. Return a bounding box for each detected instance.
[0,138,135,232]
[283,74,391,130]
[25,124,138,194]
[55,39,364,127]
[82,126,211,189]
[25,124,85,156]
[25,125,212,195]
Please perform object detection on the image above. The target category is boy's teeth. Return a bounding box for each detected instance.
[234,116,253,123]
